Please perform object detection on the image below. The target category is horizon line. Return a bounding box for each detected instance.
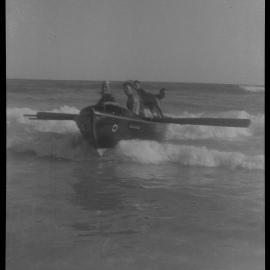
[6,77,264,86]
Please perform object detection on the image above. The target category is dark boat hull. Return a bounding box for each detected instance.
[75,107,167,149]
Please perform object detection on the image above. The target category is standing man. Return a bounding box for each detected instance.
[133,80,164,118]
[133,80,147,97]
[132,80,150,116]
[123,81,140,115]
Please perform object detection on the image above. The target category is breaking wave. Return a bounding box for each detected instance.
[114,140,264,170]
[7,107,264,169]
[166,110,264,140]
[7,106,79,133]
[239,85,265,93]
[7,106,97,160]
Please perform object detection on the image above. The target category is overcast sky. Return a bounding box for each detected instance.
[6,0,264,84]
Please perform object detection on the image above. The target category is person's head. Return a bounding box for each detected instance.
[160,88,167,94]
[159,88,167,99]
[133,80,141,90]
[123,82,134,96]
[101,80,111,95]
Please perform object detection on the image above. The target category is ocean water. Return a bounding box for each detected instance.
[7,79,264,270]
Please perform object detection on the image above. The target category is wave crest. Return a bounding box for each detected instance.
[166,111,264,140]
[239,85,265,93]
[7,107,264,170]
[115,140,264,170]
[6,106,94,160]
[7,106,79,134]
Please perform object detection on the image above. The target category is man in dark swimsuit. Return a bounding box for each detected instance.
[133,80,164,118]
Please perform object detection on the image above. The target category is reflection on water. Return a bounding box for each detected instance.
[70,162,153,239]
[67,160,264,270]
[6,154,264,270]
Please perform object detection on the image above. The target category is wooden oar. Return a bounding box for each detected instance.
[24,112,251,128]
[145,117,251,128]
[24,112,78,120]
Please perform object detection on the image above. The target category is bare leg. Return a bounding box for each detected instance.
[155,99,164,118]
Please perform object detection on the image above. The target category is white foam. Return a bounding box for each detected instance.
[6,106,94,160]
[165,111,264,140]
[7,106,79,134]
[115,140,264,170]
[7,107,264,170]
[239,85,265,93]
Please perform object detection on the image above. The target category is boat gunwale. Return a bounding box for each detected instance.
[92,109,166,125]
